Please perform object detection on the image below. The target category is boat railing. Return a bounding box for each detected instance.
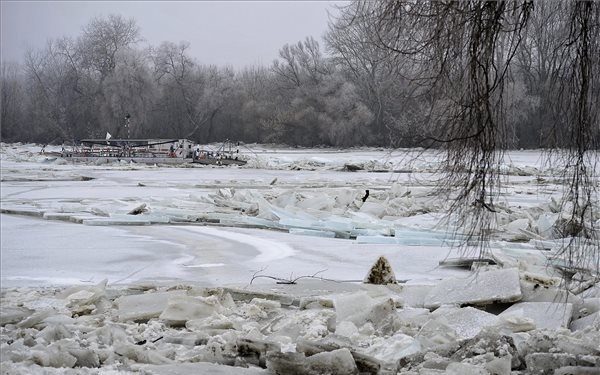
[65,147,184,159]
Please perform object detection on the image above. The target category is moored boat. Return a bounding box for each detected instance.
[57,138,247,165]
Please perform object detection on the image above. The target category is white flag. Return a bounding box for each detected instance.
[106,132,112,140]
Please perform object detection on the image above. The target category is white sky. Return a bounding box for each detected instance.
[1,1,347,69]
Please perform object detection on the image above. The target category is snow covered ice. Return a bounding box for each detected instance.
[1,143,600,374]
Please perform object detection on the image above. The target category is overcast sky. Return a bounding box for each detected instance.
[1,1,347,68]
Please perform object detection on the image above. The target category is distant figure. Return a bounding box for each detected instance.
[40,144,46,153]
[362,189,370,202]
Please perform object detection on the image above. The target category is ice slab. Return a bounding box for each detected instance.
[333,292,396,334]
[570,312,600,331]
[582,297,600,313]
[431,306,500,339]
[504,218,532,241]
[266,348,359,375]
[159,295,224,326]
[357,228,460,246]
[554,367,600,375]
[525,353,578,374]
[42,212,93,222]
[397,285,435,308]
[423,268,522,309]
[359,201,387,218]
[222,287,296,306]
[499,302,573,330]
[0,206,44,217]
[0,306,35,325]
[356,236,449,246]
[220,216,283,229]
[115,290,187,322]
[519,273,582,306]
[306,348,359,375]
[288,228,337,238]
[438,257,497,269]
[225,279,381,304]
[83,214,170,225]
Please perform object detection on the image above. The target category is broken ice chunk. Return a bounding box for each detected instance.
[499,302,573,330]
[288,228,336,238]
[159,295,224,326]
[424,268,522,309]
[570,312,600,332]
[16,309,55,329]
[431,306,500,339]
[536,213,559,238]
[83,213,170,225]
[414,318,458,349]
[446,362,488,375]
[236,338,282,368]
[333,292,396,334]
[359,201,387,218]
[268,309,336,341]
[504,218,532,241]
[495,315,536,333]
[31,345,78,368]
[397,285,435,308]
[519,272,582,306]
[0,306,35,326]
[115,290,187,322]
[306,348,359,375]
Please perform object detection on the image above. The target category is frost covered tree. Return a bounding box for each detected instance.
[78,14,141,138]
[326,1,422,146]
[0,61,25,142]
[150,42,232,141]
[269,37,332,146]
[22,14,141,142]
[234,65,277,142]
[512,1,568,147]
[366,0,599,282]
[99,49,156,139]
[24,39,87,142]
[268,36,375,147]
[79,14,140,83]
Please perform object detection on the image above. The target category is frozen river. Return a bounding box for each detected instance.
[1,144,474,288]
[1,143,598,375]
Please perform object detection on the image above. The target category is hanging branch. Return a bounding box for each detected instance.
[548,2,600,288]
[371,1,533,258]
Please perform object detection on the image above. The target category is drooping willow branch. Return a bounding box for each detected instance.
[545,2,600,286]
[366,0,599,282]
[370,1,533,256]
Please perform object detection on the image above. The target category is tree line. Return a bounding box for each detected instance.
[1,1,598,150]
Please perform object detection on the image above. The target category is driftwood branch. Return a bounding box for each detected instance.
[250,268,330,285]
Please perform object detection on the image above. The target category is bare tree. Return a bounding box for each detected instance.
[100,49,156,138]
[326,1,412,145]
[270,37,344,146]
[150,42,230,141]
[79,14,140,83]
[24,41,85,141]
[512,1,569,147]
